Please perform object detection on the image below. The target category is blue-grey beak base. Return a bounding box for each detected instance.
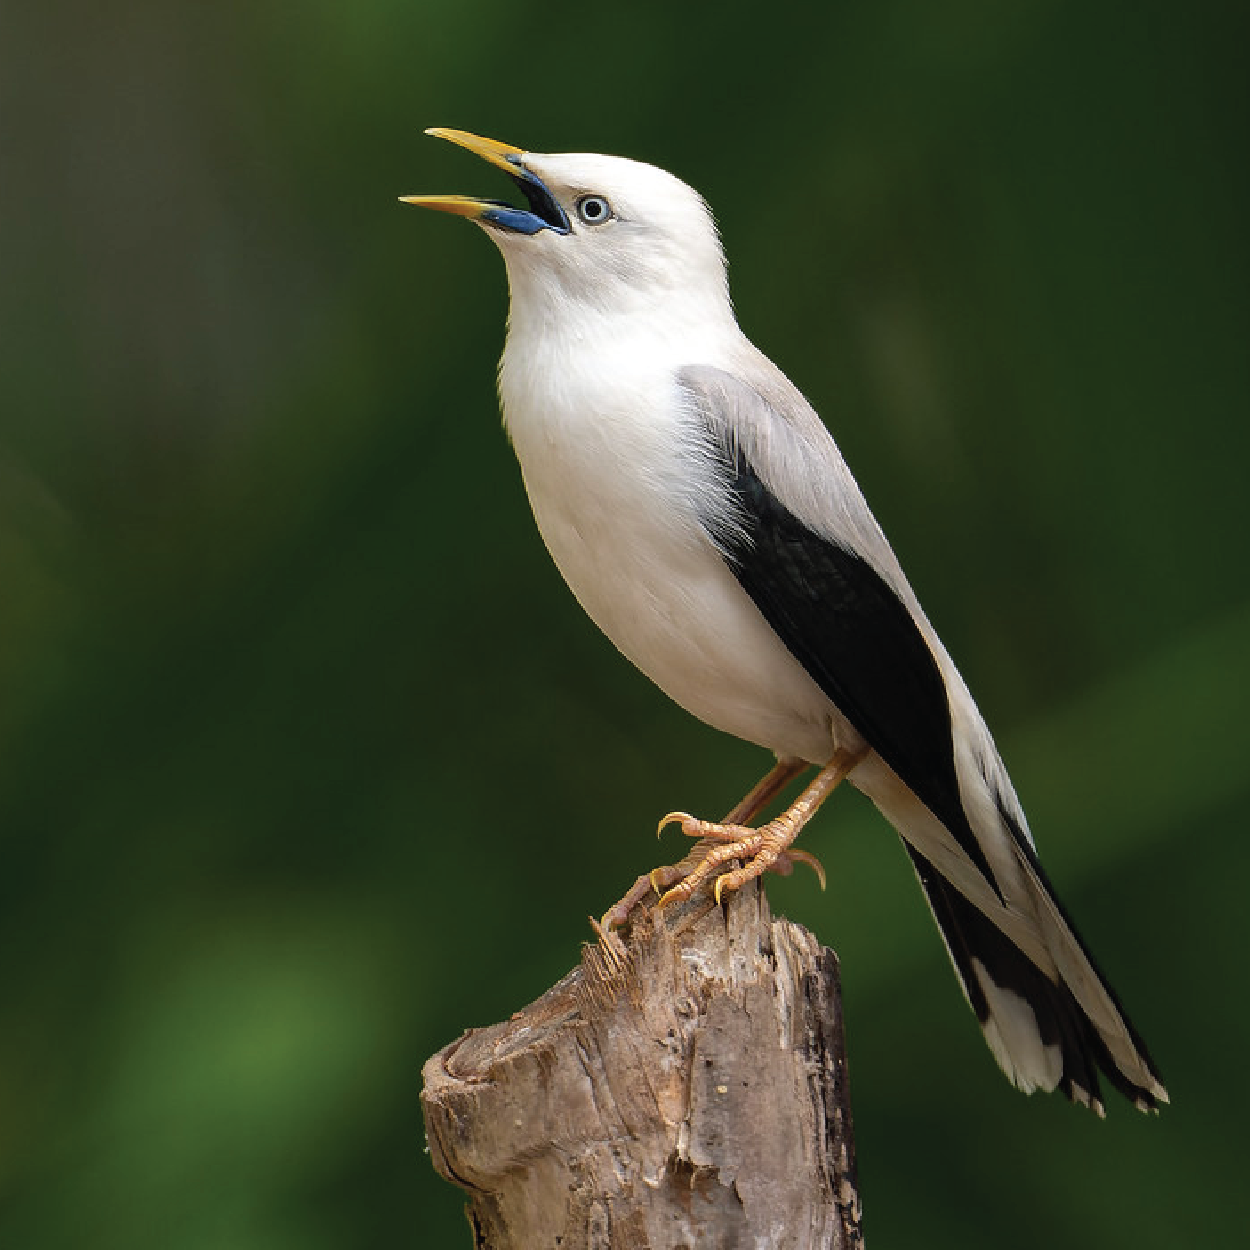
[491,160,570,235]
[481,205,562,235]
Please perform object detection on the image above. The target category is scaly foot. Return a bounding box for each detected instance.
[596,757,806,934]
[654,808,825,906]
[596,748,866,934]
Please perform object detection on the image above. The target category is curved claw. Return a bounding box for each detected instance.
[656,811,691,838]
[656,882,686,911]
[783,848,828,891]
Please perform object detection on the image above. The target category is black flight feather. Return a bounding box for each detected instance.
[700,440,1000,895]
[697,426,1164,1111]
[904,842,1106,1106]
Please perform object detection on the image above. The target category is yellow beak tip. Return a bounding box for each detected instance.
[419,127,526,168]
[404,128,528,219]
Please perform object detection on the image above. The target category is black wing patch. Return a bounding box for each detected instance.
[702,443,999,893]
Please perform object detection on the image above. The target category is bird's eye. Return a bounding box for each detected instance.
[575,195,613,226]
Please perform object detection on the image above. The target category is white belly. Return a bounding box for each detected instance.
[502,344,841,765]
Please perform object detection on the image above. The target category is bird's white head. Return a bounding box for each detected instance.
[403,128,732,327]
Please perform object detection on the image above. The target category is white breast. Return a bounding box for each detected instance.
[498,320,842,765]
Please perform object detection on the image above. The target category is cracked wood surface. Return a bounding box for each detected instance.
[421,879,864,1249]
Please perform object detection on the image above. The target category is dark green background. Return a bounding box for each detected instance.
[3,1,1246,1245]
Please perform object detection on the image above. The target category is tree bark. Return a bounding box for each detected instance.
[421,878,864,1249]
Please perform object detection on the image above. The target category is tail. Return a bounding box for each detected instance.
[904,843,1168,1115]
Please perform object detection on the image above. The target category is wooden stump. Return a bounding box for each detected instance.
[421,877,864,1248]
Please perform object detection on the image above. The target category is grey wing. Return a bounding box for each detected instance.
[678,362,998,892]
[677,362,1167,1112]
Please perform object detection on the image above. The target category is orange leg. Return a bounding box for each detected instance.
[597,757,809,935]
[655,745,868,910]
[719,756,810,825]
[595,751,870,937]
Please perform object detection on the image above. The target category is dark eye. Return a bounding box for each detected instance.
[575,195,613,226]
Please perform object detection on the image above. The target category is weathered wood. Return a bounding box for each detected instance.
[421,879,864,1249]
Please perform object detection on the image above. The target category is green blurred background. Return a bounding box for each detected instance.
[2,1,1247,1245]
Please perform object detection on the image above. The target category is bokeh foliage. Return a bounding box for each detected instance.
[2,1,1247,1245]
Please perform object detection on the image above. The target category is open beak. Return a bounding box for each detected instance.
[400,127,570,236]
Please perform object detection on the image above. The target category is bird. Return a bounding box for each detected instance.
[403,127,1167,1116]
